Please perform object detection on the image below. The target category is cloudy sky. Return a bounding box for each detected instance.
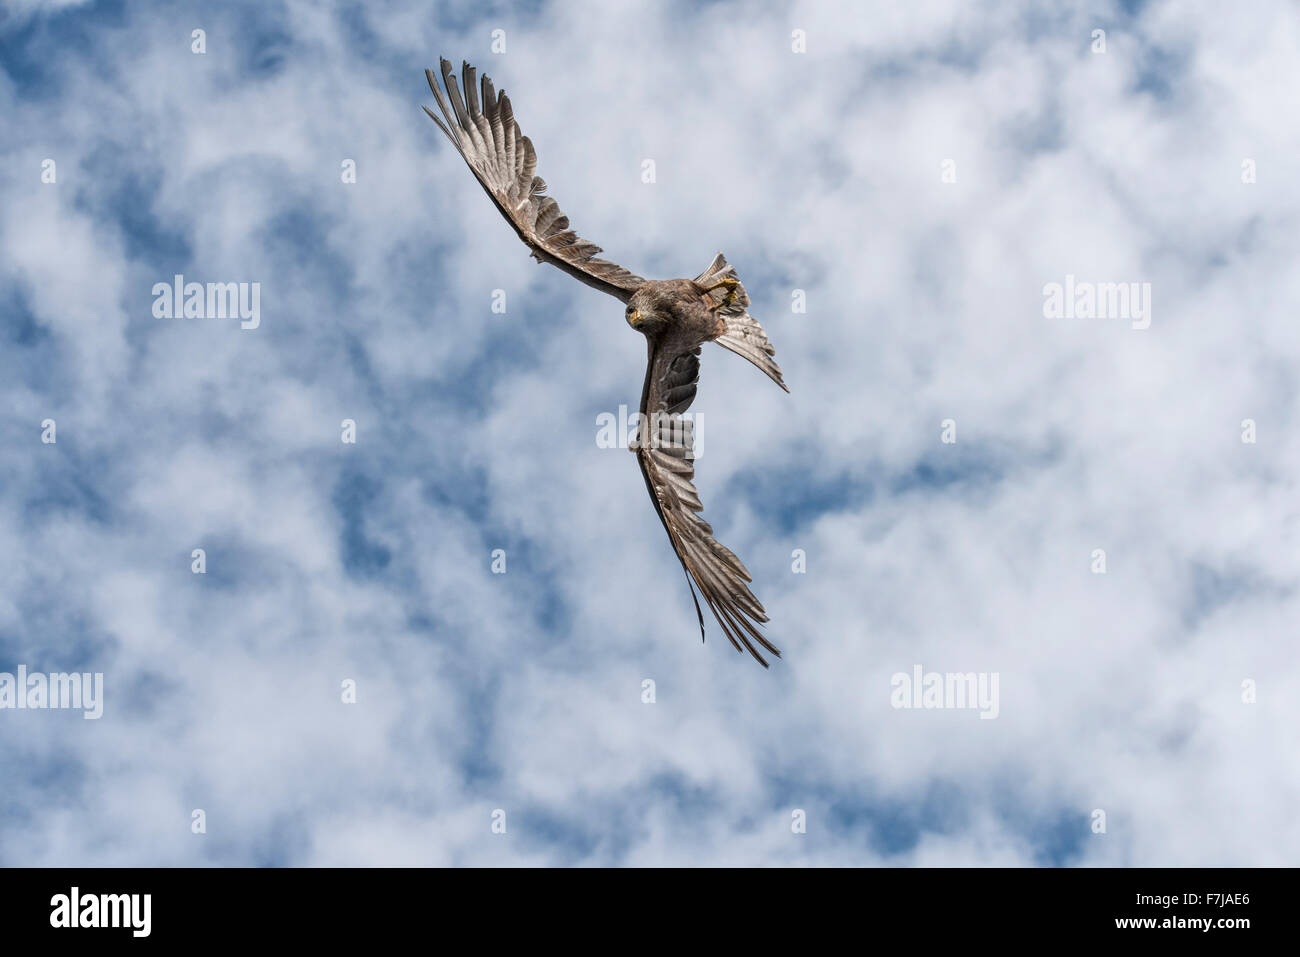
[1,0,1297,866]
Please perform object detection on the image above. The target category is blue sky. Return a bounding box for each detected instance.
[1,0,1298,866]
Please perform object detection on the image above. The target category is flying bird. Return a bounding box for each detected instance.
[424,58,789,667]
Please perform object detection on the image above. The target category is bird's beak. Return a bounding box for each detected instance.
[628,309,642,327]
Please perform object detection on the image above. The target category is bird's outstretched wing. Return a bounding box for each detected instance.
[634,341,781,667]
[424,58,644,303]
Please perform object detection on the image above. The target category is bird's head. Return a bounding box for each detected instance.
[625,290,667,336]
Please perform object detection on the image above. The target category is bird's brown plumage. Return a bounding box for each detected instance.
[425,58,789,666]
[423,59,644,302]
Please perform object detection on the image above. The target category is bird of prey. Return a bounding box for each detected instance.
[424,58,789,667]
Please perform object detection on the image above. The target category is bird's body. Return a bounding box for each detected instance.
[627,279,724,348]
[425,58,788,666]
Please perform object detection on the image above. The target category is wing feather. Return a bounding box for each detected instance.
[425,58,644,302]
[634,342,781,667]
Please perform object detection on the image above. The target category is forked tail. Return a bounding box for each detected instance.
[695,253,789,393]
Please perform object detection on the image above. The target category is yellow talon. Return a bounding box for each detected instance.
[703,276,740,310]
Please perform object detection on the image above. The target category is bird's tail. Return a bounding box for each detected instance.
[695,253,789,393]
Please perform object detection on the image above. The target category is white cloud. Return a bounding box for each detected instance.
[1,0,1297,866]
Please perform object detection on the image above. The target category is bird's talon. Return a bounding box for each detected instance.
[702,276,740,310]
